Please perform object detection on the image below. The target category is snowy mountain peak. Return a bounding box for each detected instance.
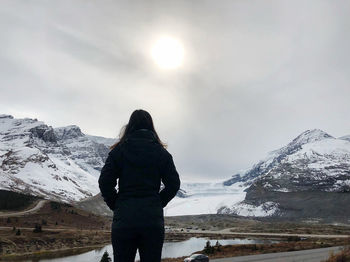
[0,115,112,202]
[289,129,333,146]
[219,129,350,219]
[339,135,350,142]
[223,129,347,188]
[0,114,14,119]
[54,125,84,140]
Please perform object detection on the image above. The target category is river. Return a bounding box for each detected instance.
[19,237,277,262]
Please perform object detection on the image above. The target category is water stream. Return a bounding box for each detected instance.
[19,237,277,262]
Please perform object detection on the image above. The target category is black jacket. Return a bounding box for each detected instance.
[98,129,180,228]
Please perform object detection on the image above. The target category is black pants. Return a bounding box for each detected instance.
[111,226,164,262]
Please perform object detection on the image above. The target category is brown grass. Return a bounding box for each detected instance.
[161,238,350,262]
[323,246,350,262]
[0,228,111,259]
[0,201,111,230]
[165,215,350,235]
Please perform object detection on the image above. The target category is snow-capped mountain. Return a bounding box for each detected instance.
[2,114,349,220]
[340,135,350,142]
[0,114,116,202]
[219,129,350,220]
[79,128,350,219]
[224,129,350,192]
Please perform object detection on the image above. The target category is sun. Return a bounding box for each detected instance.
[151,36,184,69]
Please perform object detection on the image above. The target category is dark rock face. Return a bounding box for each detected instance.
[176,189,188,198]
[55,125,84,140]
[223,174,241,186]
[244,183,350,222]
[0,114,13,119]
[53,126,110,172]
[252,162,350,193]
[30,125,57,143]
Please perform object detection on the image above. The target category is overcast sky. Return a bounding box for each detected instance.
[1,0,350,182]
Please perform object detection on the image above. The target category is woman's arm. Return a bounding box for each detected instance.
[159,153,180,208]
[98,148,121,210]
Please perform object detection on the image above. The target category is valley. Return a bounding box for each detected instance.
[0,196,349,261]
[1,114,350,261]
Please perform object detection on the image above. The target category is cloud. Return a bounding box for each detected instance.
[1,0,350,180]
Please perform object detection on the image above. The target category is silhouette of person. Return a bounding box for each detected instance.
[99,109,180,262]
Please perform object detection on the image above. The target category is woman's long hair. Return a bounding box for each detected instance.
[110,109,166,150]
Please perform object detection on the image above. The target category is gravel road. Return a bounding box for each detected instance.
[211,246,343,262]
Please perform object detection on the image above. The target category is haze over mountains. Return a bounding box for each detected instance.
[1,114,349,221]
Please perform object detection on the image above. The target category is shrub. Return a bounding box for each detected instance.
[204,240,215,254]
[287,236,301,242]
[324,246,350,262]
[50,202,61,211]
[0,190,38,210]
[100,251,112,262]
[33,224,42,233]
[16,229,21,236]
[215,241,222,251]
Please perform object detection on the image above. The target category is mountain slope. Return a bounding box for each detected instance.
[220,129,350,220]
[0,114,116,202]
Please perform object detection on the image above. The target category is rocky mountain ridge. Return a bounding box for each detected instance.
[0,114,185,205]
[0,114,114,202]
[220,129,350,221]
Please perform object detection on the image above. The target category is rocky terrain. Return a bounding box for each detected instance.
[220,129,350,221]
[0,114,115,202]
[75,193,112,217]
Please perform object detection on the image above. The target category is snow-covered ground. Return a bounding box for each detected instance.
[220,201,280,217]
[0,114,104,201]
[164,182,246,216]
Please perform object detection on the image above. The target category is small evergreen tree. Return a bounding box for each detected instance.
[33,224,42,233]
[204,240,215,254]
[16,229,21,236]
[100,251,111,262]
[215,240,221,251]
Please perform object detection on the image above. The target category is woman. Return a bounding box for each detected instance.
[98,109,180,262]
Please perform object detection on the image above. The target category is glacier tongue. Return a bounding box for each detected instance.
[164,182,247,216]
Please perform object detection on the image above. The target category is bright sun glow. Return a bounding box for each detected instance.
[151,37,184,69]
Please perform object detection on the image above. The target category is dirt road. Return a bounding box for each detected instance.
[0,200,48,217]
[180,228,350,239]
[211,246,343,262]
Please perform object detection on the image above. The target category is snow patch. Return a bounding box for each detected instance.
[221,201,279,217]
[164,182,247,216]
